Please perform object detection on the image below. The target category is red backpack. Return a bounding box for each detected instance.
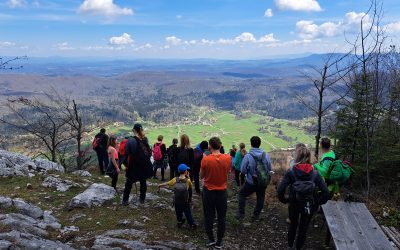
[119,138,128,156]
[153,143,163,161]
[92,136,101,149]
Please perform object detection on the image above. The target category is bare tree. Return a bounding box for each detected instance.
[297,52,354,159]
[0,56,27,70]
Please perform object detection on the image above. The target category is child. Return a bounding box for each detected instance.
[158,164,197,229]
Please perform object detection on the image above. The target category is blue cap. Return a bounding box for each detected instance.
[178,164,190,173]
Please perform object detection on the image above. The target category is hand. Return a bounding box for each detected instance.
[117,168,121,174]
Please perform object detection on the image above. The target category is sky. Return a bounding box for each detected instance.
[0,0,399,59]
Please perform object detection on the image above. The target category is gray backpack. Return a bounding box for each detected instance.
[174,177,189,205]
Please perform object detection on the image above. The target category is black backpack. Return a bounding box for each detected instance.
[174,177,189,205]
[290,170,317,215]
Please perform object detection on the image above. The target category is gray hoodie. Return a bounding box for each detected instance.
[240,148,272,185]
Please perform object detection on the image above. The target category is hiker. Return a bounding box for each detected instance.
[313,138,339,197]
[158,164,197,229]
[277,146,329,250]
[289,143,306,169]
[236,136,273,221]
[219,145,225,154]
[233,143,246,187]
[106,135,120,191]
[122,123,153,205]
[118,136,129,170]
[193,141,208,194]
[176,134,194,179]
[167,138,179,180]
[93,128,109,175]
[153,135,167,181]
[200,137,231,249]
[229,145,237,159]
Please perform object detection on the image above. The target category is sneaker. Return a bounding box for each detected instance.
[251,215,262,222]
[139,199,145,204]
[121,200,129,206]
[190,223,197,230]
[206,240,216,247]
[215,239,224,249]
[177,219,186,228]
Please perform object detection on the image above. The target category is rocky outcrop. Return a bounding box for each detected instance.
[72,170,91,177]
[0,150,65,177]
[69,183,116,208]
[41,176,79,192]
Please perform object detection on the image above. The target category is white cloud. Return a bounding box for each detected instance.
[275,0,321,12]
[109,33,134,46]
[6,0,26,8]
[165,36,182,45]
[78,0,133,17]
[259,33,278,43]
[235,32,256,43]
[345,12,368,25]
[264,9,273,18]
[54,42,74,51]
[385,22,400,33]
[296,20,341,39]
[0,41,16,47]
[176,15,182,20]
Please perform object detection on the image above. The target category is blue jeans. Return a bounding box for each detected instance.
[175,203,195,225]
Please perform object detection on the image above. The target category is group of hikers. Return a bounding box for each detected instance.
[93,124,349,249]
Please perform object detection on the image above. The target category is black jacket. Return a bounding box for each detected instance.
[126,136,152,181]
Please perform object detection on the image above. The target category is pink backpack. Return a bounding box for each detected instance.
[153,143,163,161]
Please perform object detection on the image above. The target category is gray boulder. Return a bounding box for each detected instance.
[69,183,116,208]
[0,196,12,209]
[13,198,44,219]
[33,158,65,173]
[41,176,78,192]
[72,170,91,177]
[0,213,48,237]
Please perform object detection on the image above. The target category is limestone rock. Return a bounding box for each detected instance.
[41,176,77,192]
[69,183,116,208]
[13,198,44,219]
[0,213,48,237]
[33,158,65,173]
[0,196,12,209]
[72,170,91,177]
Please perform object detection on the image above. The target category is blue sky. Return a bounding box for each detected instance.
[0,0,399,59]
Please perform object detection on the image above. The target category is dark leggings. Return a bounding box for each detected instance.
[153,160,165,180]
[234,169,245,187]
[123,177,147,202]
[111,172,118,189]
[175,203,195,225]
[288,204,313,249]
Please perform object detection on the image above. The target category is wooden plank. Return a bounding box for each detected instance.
[382,226,400,248]
[350,202,394,250]
[322,201,358,250]
[337,202,374,250]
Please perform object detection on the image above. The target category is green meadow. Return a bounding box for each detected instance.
[108,111,313,151]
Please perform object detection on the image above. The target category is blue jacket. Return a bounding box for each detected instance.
[240,148,272,185]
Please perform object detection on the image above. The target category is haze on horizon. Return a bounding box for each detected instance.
[0,0,400,60]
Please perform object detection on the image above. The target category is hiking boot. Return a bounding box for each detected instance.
[215,239,224,249]
[206,239,216,247]
[121,200,129,206]
[251,215,262,222]
[190,223,197,230]
[139,199,145,204]
[177,219,186,228]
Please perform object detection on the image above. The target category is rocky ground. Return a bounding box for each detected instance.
[0,150,334,250]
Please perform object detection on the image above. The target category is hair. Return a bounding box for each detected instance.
[200,141,209,150]
[180,134,190,149]
[133,126,145,139]
[209,137,222,150]
[108,135,117,148]
[295,143,306,150]
[250,136,261,148]
[172,138,178,145]
[239,143,245,150]
[320,138,331,150]
[157,135,164,142]
[295,146,311,164]
[100,128,106,133]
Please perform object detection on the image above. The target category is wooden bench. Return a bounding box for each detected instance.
[322,200,395,250]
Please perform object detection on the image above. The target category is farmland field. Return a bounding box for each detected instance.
[108,111,314,151]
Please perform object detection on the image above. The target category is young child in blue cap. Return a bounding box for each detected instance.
[158,164,197,229]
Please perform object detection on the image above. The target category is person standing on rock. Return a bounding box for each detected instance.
[200,137,231,249]
[152,135,167,181]
[93,128,109,175]
[122,123,153,205]
[277,146,329,250]
[176,134,195,180]
[106,135,120,191]
[236,136,273,221]
[167,138,179,180]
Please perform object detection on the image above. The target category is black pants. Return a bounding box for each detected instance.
[190,164,201,193]
[111,172,118,189]
[288,204,313,249]
[153,160,165,180]
[123,176,147,202]
[234,169,245,187]
[175,203,195,225]
[238,182,266,217]
[202,187,227,242]
[95,148,109,174]
[169,163,178,180]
